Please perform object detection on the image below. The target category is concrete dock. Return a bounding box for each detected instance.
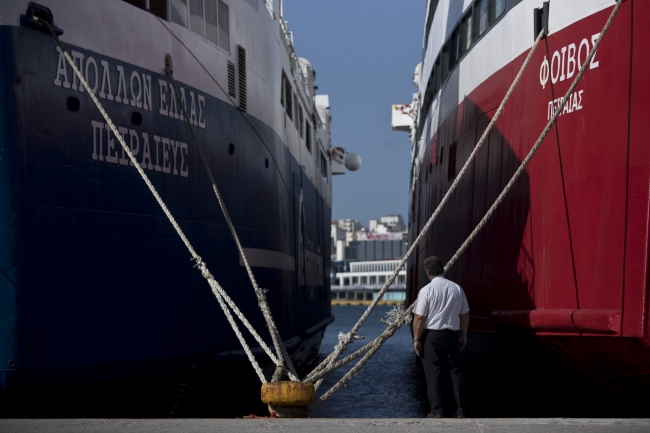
[2,418,650,433]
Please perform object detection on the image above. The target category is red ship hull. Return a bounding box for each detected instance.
[408,0,650,414]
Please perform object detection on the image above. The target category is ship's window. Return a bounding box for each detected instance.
[190,0,204,36]
[299,104,304,138]
[320,152,328,182]
[122,0,168,19]
[450,25,461,67]
[423,0,440,51]
[293,93,299,126]
[434,55,441,92]
[448,142,457,181]
[441,42,450,83]
[306,122,312,153]
[439,145,444,164]
[462,11,472,52]
[229,143,235,155]
[365,292,373,301]
[475,0,489,37]
[205,0,218,44]
[170,0,187,27]
[493,0,505,22]
[281,71,286,107]
[284,74,293,120]
[169,0,229,52]
[265,158,269,168]
[218,0,230,52]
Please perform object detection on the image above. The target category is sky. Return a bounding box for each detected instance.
[283,0,426,228]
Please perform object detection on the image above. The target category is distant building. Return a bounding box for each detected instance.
[345,238,407,261]
[369,215,406,234]
[337,219,366,233]
[330,215,407,261]
[331,259,406,305]
[330,215,408,304]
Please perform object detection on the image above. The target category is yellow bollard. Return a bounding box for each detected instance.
[261,381,315,406]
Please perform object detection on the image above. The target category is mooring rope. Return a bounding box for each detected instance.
[309,27,547,391]
[164,67,297,380]
[37,18,298,384]
[36,0,623,411]
[307,0,624,411]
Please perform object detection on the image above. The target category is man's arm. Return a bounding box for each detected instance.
[413,314,426,357]
[459,312,470,351]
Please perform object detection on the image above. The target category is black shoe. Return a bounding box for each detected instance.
[426,413,444,418]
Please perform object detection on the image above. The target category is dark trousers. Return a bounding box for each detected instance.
[421,329,466,416]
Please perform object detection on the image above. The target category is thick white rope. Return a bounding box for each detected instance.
[308,0,624,410]
[311,27,547,390]
[38,18,298,383]
[164,69,297,380]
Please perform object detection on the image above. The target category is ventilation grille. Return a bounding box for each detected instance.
[237,45,247,111]
[448,142,457,181]
[227,61,236,98]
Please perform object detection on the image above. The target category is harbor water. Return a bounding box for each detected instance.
[310,305,428,418]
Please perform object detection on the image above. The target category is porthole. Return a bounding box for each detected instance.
[131,112,142,126]
[66,97,80,112]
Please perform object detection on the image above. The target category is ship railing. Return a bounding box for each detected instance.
[290,52,310,100]
[279,19,311,103]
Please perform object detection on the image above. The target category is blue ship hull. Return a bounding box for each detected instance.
[0,21,332,416]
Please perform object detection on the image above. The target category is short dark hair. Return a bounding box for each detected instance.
[423,256,444,276]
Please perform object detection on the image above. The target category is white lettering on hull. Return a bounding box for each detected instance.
[53,46,206,129]
[540,33,601,89]
[547,89,584,120]
[91,121,189,178]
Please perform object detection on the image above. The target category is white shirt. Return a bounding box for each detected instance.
[413,276,470,331]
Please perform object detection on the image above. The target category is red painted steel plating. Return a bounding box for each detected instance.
[407,0,650,401]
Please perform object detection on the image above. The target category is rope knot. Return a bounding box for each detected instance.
[337,332,364,347]
[255,287,269,300]
[191,256,213,280]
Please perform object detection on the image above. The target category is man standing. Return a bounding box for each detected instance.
[413,256,470,418]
